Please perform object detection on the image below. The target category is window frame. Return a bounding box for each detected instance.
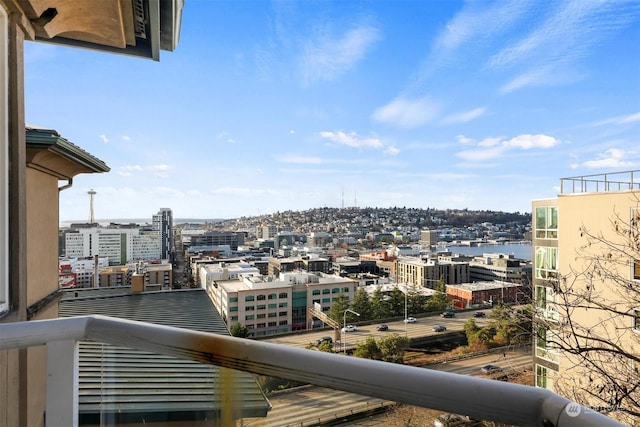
[0,7,7,314]
[535,206,558,239]
[534,246,558,279]
[632,308,640,333]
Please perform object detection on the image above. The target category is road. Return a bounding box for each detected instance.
[240,347,532,426]
[261,309,491,350]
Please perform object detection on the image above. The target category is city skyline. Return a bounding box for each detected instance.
[25,1,640,221]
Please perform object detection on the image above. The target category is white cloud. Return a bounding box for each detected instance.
[456,145,507,162]
[384,145,400,156]
[300,23,380,84]
[372,96,439,128]
[582,148,637,169]
[289,129,295,134]
[499,67,552,93]
[118,164,173,178]
[456,135,474,145]
[441,107,486,124]
[122,135,131,142]
[477,137,503,148]
[99,134,109,143]
[504,134,559,149]
[456,133,559,162]
[320,131,383,150]
[589,111,640,127]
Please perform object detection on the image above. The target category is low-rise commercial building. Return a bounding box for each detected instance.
[207,272,358,336]
[446,281,525,308]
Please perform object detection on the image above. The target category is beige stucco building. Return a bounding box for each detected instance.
[0,2,183,426]
[532,171,639,424]
[395,256,469,288]
[206,271,358,336]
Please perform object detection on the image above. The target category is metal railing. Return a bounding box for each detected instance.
[560,170,639,194]
[0,315,624,427]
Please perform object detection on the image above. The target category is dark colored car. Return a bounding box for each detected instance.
[473,311,486,318]
[315,336,333,345]
[481,364,502,375]
[432,325,447,332]
[441,311,455,318]
[376,324,389,331]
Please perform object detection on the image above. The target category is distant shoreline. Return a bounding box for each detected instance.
[59,218,226,227]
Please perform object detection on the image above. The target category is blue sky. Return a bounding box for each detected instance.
[24,0,640,222]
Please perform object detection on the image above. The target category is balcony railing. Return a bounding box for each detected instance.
[0,315,624,427]
[560,170,640,195]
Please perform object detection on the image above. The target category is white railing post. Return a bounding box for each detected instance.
[46,339,79,427]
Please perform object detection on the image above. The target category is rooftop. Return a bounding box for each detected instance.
[560,170,640,195]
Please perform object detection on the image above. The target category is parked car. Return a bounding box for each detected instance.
[472,311,486,318]
[376,324,389,331]
[341,325,357,332]
[434,413,472,427]
[315,336,333,345]
[481,364,502,375]
[432,325,447,332]
[404,316,417,323]
[441,311,455,318]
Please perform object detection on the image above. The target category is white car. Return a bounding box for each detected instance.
[404,316,417,323]
[341,325,357,332]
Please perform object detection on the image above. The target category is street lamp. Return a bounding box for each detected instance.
[343,309,360,354]
[404,284,408,337]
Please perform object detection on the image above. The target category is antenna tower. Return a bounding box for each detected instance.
[88,188,96,223]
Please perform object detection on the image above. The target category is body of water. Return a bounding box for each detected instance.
[439,242,532,261]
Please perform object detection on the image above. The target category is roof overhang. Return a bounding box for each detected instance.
[17,0,184,61]
[26,126,110,180]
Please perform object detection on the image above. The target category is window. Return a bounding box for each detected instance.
[245,315,254,320]
[246,306,255,311]
[332,288,340,294]
[257,304,266,310]
[535,365,548,389]
[268,303,277,309]
[268,312,277,318]
[279,292,288,299]
[633,309,640,333]
[535,246,558,279]
[535,206,558,239]
[342,287,349,293]
[322,289,330,294]
[268,293,277,300]
[312,299,320,304]
[257,323,266,328]
[312,289,321,295]
[535,364,556,390]
[279,302,288,308]
[535,285,559,322]
[257,294,266,300]
[633,259,640,281]
[279,320,288,326]
[245,295,254,302]
[535,325,559,362]
[268,321,277,327]
[229,296,238,303]
[322,298,330,303]
[257,314,265,319]
[231,316,238,321]
[279,311,287,316]
[230,306,238,312]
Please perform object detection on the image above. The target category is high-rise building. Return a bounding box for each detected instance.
[153,208,174,261]
[532,170,639,425]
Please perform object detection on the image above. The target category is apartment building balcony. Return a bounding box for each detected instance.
[560,170,640,195]
[0,315,624,427]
